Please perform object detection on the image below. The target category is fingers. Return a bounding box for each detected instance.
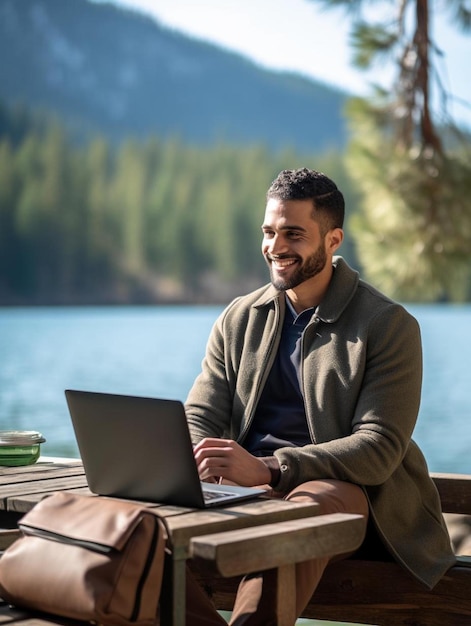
[193,438,232,453]
[194,438,228,481]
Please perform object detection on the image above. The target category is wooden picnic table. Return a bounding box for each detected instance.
[0,457,365,625]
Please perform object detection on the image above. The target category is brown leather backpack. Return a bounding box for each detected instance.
[0,491,166,625]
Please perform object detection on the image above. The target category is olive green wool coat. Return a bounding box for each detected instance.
[186,257,455,588]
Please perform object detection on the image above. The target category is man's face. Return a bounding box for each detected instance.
[261,197,328,291]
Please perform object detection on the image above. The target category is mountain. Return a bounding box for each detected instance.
[0,0,349,152]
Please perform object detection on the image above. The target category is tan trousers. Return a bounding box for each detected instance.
[185,479,369,626]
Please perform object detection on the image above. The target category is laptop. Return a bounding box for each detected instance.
[65,389,266,508]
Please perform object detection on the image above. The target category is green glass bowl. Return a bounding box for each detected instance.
[0,431,46,466]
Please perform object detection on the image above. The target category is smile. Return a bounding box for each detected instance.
[270,257,297,269]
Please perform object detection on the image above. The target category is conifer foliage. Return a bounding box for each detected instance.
[310,0,471,301]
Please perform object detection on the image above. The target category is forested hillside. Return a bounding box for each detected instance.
[0,111,358,305]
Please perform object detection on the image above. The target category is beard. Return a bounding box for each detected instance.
[266,242,327,291]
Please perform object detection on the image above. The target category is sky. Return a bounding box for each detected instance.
[94,0,471,128]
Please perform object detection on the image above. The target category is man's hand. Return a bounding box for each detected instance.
[193,438,271,487]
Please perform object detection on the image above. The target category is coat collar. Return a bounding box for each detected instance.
[316,256,359,323]
[252,256,359,324]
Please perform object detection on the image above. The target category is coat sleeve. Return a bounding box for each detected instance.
[185,308,235,444]
[273,304,424,493]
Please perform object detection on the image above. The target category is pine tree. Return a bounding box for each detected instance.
[310,0,471,301]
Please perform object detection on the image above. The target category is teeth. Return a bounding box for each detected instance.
[272,258,296,268]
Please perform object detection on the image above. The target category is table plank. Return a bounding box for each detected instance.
[165,499,319,557]
[0,459,81,475]
[5,487,94,513]
[0,466,86,487]
[190,513,365,576]
[2,477,90,512]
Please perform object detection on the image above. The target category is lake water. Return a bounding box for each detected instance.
[0,304,470,473]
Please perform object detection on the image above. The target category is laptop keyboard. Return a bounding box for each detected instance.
[203,489,235,501]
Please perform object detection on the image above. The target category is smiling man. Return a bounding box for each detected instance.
[262,193,342,307]
[184,168,455,625]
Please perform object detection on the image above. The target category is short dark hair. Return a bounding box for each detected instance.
[266,168,345,232]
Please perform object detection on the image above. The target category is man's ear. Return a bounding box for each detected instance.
[326,228,344,254]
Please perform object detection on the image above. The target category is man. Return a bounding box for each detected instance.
[184,168,455,625]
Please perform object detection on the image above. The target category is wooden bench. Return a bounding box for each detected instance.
[191,511,365,625]
[190,472,471,625]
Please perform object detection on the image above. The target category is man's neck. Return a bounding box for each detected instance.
[286,265,333,314]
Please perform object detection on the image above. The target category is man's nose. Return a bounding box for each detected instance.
[267,235,287,256]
